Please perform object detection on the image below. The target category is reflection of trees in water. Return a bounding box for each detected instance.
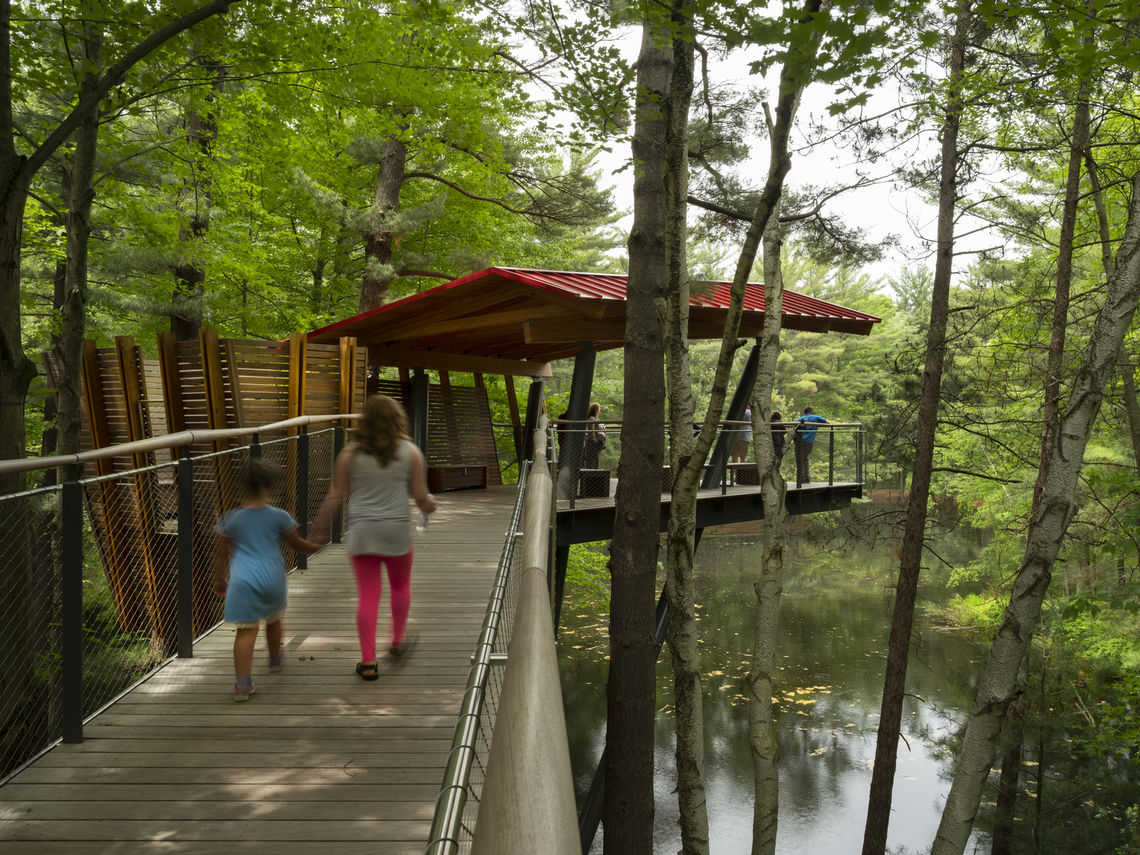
[558,524,990,850]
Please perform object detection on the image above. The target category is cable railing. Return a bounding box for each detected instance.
[0,414,356,783]
[551,418,866,507]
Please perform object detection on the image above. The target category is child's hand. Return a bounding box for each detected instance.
[213,577,227,599]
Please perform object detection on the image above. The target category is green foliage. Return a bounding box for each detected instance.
[565,543,611,608]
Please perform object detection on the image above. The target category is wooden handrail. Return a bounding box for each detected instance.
[0,413,361,477]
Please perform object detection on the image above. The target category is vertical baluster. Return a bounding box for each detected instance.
[61,463,84,744]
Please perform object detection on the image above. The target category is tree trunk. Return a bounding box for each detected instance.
[56,10,102,457]
[659,0,707,849]
[360,136,407,312]
[749,208,789,855]
[604,14,671,854]
[171,60,224,341]
[1030,73,1091,516]
[1085,152,1140,472]
[930,169,1140,855]
[862,3,970,851]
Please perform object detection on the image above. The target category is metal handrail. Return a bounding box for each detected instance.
[0,413,360,477]
[426,447,532,854]
[469,418,579,854]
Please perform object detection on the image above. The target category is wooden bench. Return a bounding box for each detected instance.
[578,469,611,498]
[428,465,488,492]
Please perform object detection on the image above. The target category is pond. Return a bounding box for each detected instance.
[558,523,989,854]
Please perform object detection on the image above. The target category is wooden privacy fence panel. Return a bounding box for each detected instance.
[371,378,502,487]
[53,332,367,648]
[50,332,507,641]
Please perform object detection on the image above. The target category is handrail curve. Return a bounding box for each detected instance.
[0,413,360,477]
[469,418,580,855]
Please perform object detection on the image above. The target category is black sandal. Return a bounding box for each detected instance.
[355,661,379,681]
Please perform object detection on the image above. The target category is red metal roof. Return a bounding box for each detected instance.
[493,267,881,325]
[308,266,880,375]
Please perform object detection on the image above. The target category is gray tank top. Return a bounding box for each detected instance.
[344,440,414,556]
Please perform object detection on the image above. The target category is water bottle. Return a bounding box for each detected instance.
[416,510,431,532]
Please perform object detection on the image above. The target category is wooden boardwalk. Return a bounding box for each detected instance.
[0,485,517,855]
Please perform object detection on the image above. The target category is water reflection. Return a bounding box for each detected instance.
[559,531,987,854]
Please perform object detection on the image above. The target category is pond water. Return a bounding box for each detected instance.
[558,524,989,854]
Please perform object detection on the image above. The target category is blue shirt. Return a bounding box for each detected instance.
[215,505,297,623]
[794,413,828,444]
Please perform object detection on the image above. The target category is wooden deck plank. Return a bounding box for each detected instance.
[0,485,517,854]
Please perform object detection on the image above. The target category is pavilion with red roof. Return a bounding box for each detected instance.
[307,266,880,497]
[308,266,880,377]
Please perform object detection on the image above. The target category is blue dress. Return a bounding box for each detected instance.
[215,505,297,623]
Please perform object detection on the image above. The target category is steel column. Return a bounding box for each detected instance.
[61,463,84,744]
[702,343,760,489]
[410,368,430,454]
[297,428,309,570]
[176,449,194,658]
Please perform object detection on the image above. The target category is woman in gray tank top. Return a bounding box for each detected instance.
[314,396,436,680]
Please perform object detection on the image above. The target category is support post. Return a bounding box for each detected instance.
[828,428,835,485]
[552,543,569,637]
[332,425,345,544]
[521,379,545,463]
[702,344,760,489]
[505,374,524,465]
[61,463,84,744]
[176,449,194,658]
[558,342,596,502]
[410,367,430,454]
[250,433,261,460]
[297,427,310,570]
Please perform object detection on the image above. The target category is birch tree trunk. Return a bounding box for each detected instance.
[861,4,970,851]
[930,169,1140,855]
[748,207,788,855]
[1030,72,1091,515]
[1086,152,1140,472]
[604,11,671,853]
[658,0,708,849]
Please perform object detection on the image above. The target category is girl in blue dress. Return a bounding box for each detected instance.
[213,460,322,701]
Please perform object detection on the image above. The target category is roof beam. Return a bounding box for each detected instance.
[365,345,552,377]
[384,304,575,342]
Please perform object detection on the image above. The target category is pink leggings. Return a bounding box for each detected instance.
[351,550,413,663]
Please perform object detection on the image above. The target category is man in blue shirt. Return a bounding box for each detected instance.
[793,406,828,484]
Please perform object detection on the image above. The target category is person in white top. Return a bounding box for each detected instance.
[314,395,436,680]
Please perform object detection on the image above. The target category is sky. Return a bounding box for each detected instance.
[578,27,962,291]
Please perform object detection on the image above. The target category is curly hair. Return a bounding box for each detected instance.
[356,395,411,466]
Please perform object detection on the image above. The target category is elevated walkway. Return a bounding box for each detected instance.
[0,486,517,855]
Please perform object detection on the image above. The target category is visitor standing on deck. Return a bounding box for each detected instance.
[313,395,436,681]
[213,460,322,702]
[793,406,829,484]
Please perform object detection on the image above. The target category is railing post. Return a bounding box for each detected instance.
[61,462,84,744]
[828,427,835,485]
[296,427,309,570]
[177,449,194,658]
[332,425,345,544]
[250,432,261,460]
[857,427,864,484]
